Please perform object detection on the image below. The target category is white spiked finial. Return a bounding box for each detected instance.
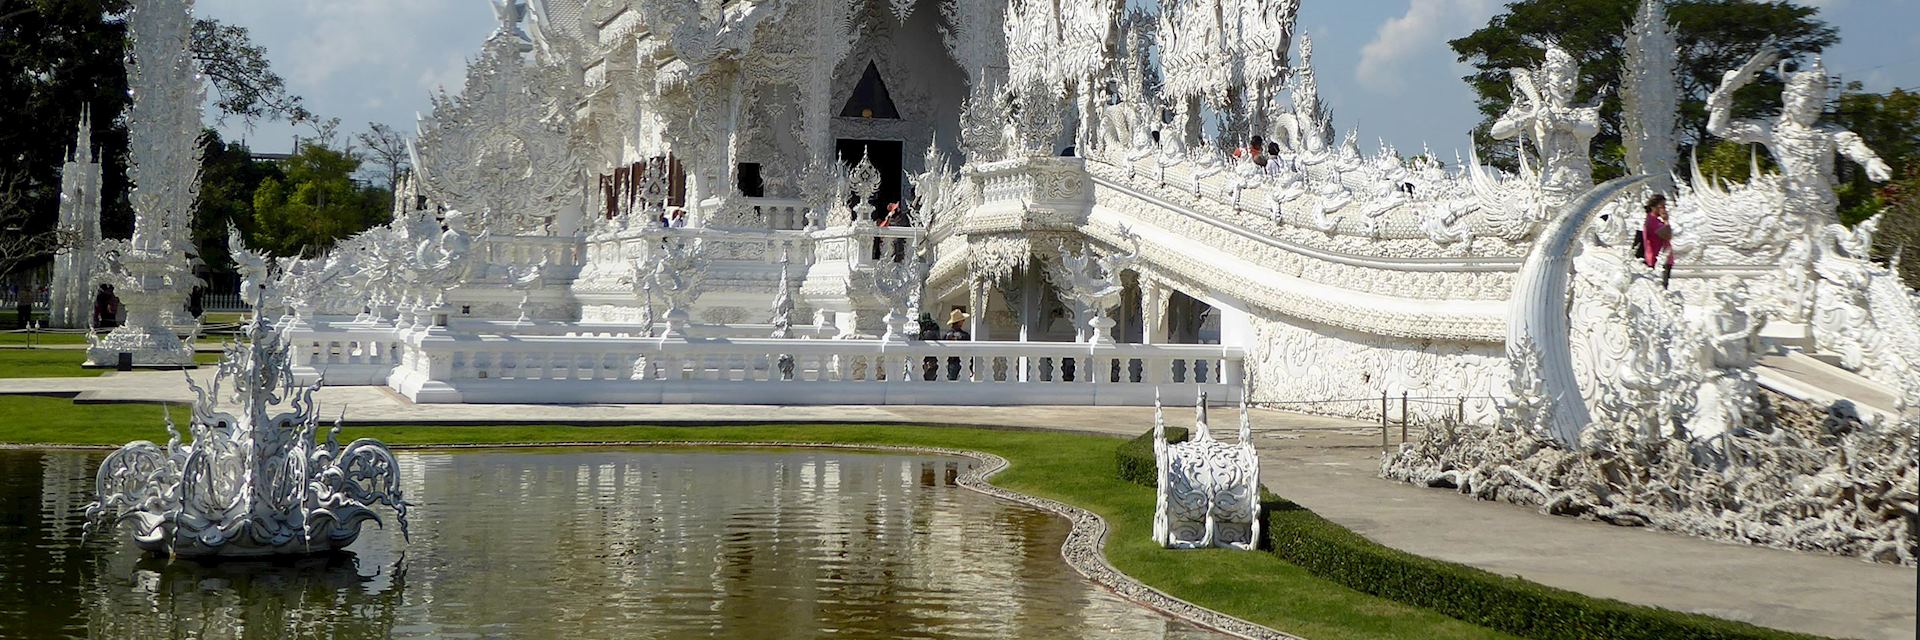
[1239,397,1252,444]
[1194,392,1211,441]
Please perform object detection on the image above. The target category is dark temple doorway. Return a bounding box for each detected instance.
[835,138,903,223]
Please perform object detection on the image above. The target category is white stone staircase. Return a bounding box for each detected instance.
[1755,322,1902,420]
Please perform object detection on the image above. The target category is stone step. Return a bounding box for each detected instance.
[1757,321,1812,352]
[1755,350,1900,421]
[1805,352,1846,368]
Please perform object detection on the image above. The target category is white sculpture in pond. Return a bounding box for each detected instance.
[1153,393,1261,551]
[84,232,410,558]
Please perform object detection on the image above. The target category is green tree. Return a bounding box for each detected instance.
[1871,164,1920,289]
[1827,86,1920,224]
[250,143,390,257]
[1,2,309,270]
[1693,139,1757,184]
[2,0,137,239]
[1450,0,1837,176]
[194,130,285,276]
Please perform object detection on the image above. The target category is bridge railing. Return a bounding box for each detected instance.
[1252,393,1511,450]
[393,334,1243,406]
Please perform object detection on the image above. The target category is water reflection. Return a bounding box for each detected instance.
[88,553,405,640]
[1,448,1226,639]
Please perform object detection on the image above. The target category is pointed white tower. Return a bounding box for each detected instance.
[51,109,104,328]
[1622,0,1680,194]
[84,0,205,368]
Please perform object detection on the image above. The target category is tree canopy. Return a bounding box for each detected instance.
[1450,0,1838,176]
[1,1,310,274]
[194,130,284,274]
[250,142,391,258]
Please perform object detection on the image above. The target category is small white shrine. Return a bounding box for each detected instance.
[1153,393,1261,551]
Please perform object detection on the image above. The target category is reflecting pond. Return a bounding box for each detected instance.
[0,447,1230,639]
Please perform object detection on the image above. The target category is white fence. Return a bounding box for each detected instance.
[289,323,409,385]
[384,333,1243,406]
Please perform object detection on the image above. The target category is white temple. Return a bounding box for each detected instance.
[218,0,1913,438]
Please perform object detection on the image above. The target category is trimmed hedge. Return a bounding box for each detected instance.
[1115,429,1826,640]
[1115,426,1187,487]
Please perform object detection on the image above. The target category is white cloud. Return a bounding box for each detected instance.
[1356,0,1496,94]
[195,0,495,150]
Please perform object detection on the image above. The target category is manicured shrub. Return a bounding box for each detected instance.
[1113,428,1826,640]
[1261,498,1823,640]
[1115,426,1186,487]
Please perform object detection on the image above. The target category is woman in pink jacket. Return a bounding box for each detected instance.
[1642,194,1674,288]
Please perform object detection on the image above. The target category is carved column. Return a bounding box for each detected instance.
[1180,95,1204,149]
[968,275,991,341]
[1141,276,1168,346]
[1219,88,1246,148]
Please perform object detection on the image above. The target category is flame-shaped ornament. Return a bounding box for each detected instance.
[83,230,410,557]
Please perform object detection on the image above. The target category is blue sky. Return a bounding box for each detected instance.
[200,0,1920,158]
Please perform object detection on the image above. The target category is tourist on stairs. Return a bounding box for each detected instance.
[1642,194,1674,288]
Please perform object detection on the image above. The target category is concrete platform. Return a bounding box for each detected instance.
[2,369,1913,639]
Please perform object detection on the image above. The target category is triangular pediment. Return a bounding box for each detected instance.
[839,62,900,119]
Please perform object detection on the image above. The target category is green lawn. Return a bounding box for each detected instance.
[200,312,249,325]
[0,394,1509,640]
[0,349,110,378]
[0,331,92,346]
[0,348,223,378]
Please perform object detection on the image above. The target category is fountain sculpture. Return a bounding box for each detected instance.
[1153,393,1261,550]
[84,232,410,558]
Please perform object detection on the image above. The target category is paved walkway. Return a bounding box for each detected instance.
[3,369,1913,639]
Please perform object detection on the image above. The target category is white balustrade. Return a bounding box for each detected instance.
[390,333,1243,406]
[447,319,837,340]
[740,197,813,231]
[290,326,408,385]
[811,225,922,270]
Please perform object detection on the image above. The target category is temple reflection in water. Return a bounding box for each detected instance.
[2,448,1222,639]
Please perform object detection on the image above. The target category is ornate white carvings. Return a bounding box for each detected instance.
[1155,0,1298,106]
[1382,393,1916,565]
[869,243,925,342]
[85,0,204,367]
[1046,227,1137,344]
[641,234,709,335]
[85,241,409,558]
[52,110,103,329]
[1507,175,1650,447]
[1153,394,1260,550]
[1621,0,1679,193]
[1490,43,1600,208]
[413,9,583,236]
[1708,51,1894,326]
